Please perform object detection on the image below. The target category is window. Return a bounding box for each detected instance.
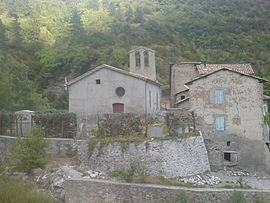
[180,95,185,100]
[144,51,149,67]
[149,91,151,108]
[115,87,125,97]
[96,79,101,84]
[215,116,225,131]
[263,104,268,116]
[135,51,140,67]
[223,151,238,165]
[224,152,231,161]
[214,89,224,104]
[156,92,159,110]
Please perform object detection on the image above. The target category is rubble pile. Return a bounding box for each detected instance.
[228,170,249,176]
[36,165,105,201]
[178,174,221,186]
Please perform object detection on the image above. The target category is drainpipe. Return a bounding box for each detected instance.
[144,81,147,115]
[144,81,148,137]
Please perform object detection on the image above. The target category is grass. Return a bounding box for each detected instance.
[89,132,200,145]
[108,161,204,188]
[0,175,59,203]
[222,184,252,189]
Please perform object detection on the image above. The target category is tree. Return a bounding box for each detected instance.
[69,8,84,42]
[134,7,145,23]
[13,128,48,174]
[11,18,22,48]
[0,20,7,47]
[125,7,133,23]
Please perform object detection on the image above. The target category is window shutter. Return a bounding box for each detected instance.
[216,116,225,131]
[214,90,224,104]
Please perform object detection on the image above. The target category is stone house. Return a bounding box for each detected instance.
[170,63,270,173]
[68,47,161,126]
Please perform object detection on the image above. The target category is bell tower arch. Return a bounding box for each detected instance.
[129,47,156,81]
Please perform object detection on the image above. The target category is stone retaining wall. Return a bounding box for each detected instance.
[84,135,210,178]
[0,135,80,160]
[64,179,270,203]
[0,135,210,178]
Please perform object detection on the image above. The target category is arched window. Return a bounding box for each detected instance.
[144,51,149,67]
[135,51,140,67]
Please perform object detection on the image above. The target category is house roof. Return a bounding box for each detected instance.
[128,46,155,53]
[175,88,189,96]
[67,64,161,86]
[196,64,255,75]
[185,68,268,85]
[264,95,270,100]
[175,97,190,105]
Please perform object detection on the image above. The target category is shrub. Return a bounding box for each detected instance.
[0,176,59,203]
[170,192,188,203]
[231,191,247,203]
[108,161,146,182]
[33,112,77,138]
[13,128,48,173]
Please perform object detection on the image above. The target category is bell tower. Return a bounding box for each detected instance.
[129,47,156,81]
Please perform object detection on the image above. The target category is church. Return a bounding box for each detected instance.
[67,47,161,118]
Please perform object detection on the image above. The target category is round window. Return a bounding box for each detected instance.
[116,87,125,97]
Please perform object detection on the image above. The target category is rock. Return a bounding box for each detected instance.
[60,166,82,179]
[178,174,221,186]
[33,168,43,174]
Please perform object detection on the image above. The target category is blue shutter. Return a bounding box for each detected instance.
[216,117,225,131]
[215,90,224,104]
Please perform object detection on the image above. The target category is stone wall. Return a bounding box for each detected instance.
[64,178,270,203]
[0,135,80,160]
[0,135,210,178]
[83,135,210,178]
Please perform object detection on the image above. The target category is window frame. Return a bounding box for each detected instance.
[214,89,225,104]
[96,79,101,84]
[215,116,225,131]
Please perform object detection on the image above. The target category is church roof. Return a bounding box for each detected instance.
[67,64,161,86]
[128,46,155,53]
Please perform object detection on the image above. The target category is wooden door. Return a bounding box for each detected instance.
[112,103,124,113]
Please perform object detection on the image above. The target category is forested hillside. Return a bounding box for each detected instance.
[1,0,270,111]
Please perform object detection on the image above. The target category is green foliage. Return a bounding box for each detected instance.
[33,112,77,138]
[253,194,267,203]
[165,112,195,136]
[264,113,270,126]
[236,176,251,189]
[170,192,188,203]
[231,191,247,203]
[97,113,144,137]
[1,0,270,111]
[12,128,48,174]
[0,176,59,203]
[108,161,146,182]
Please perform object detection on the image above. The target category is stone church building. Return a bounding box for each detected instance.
[68,47,160,118]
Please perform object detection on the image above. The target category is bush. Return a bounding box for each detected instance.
[170,192,188,203]
[13,128,48,173]
[0,176,59,203]
[231,191,247,203]
[108,161,146,182]
[33,112,77,138]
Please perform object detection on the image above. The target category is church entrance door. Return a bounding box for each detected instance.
[112,103,124,113]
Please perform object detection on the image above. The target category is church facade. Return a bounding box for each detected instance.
[68,47,161,117]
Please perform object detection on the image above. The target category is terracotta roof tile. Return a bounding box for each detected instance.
[196,64,254,75]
